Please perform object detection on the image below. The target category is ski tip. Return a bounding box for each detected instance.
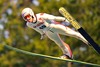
[59,7,64,12]
[59,7,64,9]
[59,7,66,14]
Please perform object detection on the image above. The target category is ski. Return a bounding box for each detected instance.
[3,44,100,66]
[59,7,100,54]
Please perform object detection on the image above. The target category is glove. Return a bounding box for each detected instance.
[40,33,45,40]
[64,19,70,23]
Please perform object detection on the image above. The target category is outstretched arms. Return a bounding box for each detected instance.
[40,13,70,23]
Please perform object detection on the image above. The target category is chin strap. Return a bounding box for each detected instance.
[32,15,37,24]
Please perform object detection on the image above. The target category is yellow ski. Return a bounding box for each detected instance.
[59,7,100,54]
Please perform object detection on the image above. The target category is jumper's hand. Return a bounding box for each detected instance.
[40,33,45,40]
[64,19,70,24]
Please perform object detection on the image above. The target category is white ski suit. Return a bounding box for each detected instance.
[25,13,88,58]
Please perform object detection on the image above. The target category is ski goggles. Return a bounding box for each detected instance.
[24,14,31,20]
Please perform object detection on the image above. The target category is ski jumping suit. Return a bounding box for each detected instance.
[26,13,88,58]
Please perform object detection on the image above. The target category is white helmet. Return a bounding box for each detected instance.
[21,7,36,22]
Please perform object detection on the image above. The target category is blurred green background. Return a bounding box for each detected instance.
[0,0,100,67]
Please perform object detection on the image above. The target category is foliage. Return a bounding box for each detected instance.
[0,0,100,67]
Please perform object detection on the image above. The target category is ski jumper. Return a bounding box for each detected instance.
[26,13,88,58]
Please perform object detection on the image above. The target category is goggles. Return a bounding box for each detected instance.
[24,14,31,20]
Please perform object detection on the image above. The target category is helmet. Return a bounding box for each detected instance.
[21,8,36,22]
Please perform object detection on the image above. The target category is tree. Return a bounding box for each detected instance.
[0,0,100,67]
